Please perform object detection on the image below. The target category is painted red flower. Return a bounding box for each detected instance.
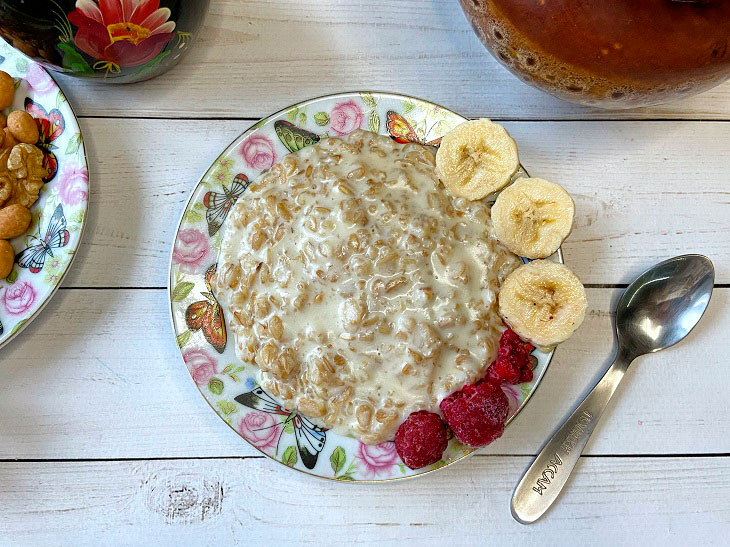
[68,0,176,69]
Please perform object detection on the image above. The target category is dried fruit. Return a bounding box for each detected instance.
[440,379,509,447]
[394,410,448,469]
[7,143,44,207]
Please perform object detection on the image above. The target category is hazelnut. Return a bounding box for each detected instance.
[0,71,13,110]
[0,239,14,278]
[7,111,38,144]
[3,128,18,150]
[0,204,31,239]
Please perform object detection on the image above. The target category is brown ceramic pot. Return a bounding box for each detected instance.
[460,0,730,108]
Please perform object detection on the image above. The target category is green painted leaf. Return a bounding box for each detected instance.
[299,112,306,126]
[287,107,298,123]
[176,330,191,348]
[360,92,377,108]
[216,400,238,415]
[368,110,380,133]
[15,57,28,74]
[221,363,235,374]
[5,267,17,284]
[521,383,532,400]
[335,474,354,481]
[9,319,27,337]
[213,233,223,251]
[229,373,240,382]
[65,133,83,155]
[282,446,298,467]
[398,463,406,474]
[431,459,447,470]
[233,366,245,373]
[171,281,195,302]
[249,118,267,130]
[330,446,346,474]
[131,49,170,80]
[283,420,295,434]
[208,377,224,395]
[313,111,329,126]
[401,99,415,114]
[184,209,203,223]
[57,43,94,75]
[193,202,205,210]
[70,210,85,224]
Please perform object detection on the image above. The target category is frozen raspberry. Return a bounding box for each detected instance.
[394,410,448,469]
[486,328,535,385]
[439,380,509,447]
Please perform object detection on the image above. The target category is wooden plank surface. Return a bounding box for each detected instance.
[1,456,728,545]
[3,0,730,541]
[63,118,730,288]
[0,287,726,459]
[53,0,730,121]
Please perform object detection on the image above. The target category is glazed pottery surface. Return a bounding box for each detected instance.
[0,0,209,82]
[461,0,730,108]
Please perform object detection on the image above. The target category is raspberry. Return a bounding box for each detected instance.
[486,328,535,385]
[439,380,509,447]
[394,410,448,469]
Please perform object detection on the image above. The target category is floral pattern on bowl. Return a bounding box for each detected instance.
[169,92,555,481]
[0,40,88,348]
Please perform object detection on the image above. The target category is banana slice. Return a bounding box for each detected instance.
[491,177,575,259]
[498,260,587,347]
[435,119,519,201]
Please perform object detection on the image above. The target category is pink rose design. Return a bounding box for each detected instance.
[26,63,58,95]
[237,412,281,451]
[182,348,218,386]
[356,441,399,477]
[172,229,210,274]
[329,100,364,135]
[2,281,37,315]
[58,164,89,206]
[239,135,277,170]
[501,383,521,420]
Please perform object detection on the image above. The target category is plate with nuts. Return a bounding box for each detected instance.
[0,40,88,349]
[169,92,566,482]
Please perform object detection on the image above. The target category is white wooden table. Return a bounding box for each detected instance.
[1,1,729,544]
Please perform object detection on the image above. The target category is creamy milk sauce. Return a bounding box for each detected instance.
[215,130,520,444]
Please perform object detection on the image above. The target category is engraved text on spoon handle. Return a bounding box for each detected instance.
[511,351,633,524]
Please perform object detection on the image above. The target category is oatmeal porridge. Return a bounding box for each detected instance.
[214,129,521,444]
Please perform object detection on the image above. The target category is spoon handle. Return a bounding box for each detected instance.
[510,351,633,524]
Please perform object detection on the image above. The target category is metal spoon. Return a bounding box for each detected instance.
[511,254,714,524]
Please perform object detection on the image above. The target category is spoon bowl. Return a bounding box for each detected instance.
[617,255,715,358]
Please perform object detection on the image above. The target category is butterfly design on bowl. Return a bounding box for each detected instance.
[235,386,327,469]
[185,263,226,353]
[16,204,70,274]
